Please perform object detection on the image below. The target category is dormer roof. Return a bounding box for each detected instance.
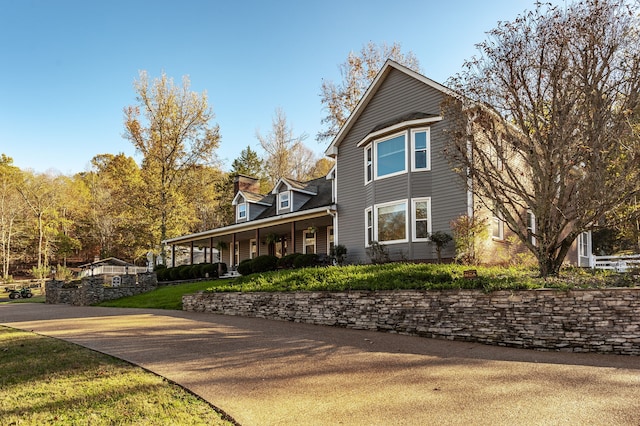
[232,190,272,206]
[271,177,318,196]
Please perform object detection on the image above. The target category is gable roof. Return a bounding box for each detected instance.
[257,175,332,220]
[325,60,457,157]
[232,190,272,206]
[271,177,318,196]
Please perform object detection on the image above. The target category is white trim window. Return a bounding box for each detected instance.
[364,144,373,184]
[579,232,590,258]
[365,207,373,246]
[303,230,316,254]
[237,203,247,221]
[526,210,536,246]
[250,239,257,259]
[375,200,409,244]
[411,128,430,171]
[278,191,290,211]
[374,131,407,180]
[412,198,431,241]
[492,202,504,240]
[234,241,240,266]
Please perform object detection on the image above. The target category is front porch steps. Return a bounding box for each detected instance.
[220,270,242,279]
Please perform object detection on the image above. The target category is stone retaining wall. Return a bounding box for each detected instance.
[183,289,640,355]
[46,273,157,305]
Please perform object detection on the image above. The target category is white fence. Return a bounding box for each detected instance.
[591,254,640,272]
[79,265,149,278]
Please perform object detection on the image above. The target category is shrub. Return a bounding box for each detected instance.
[214,262,227,276]
[250,255,279,273]
[236,259,254,276]
[277,253,302,269]
[366,241,390,264]
[178,265,192,280]
[201,263,218,278]
[330,244,347,265]
[155,267,169,281]
[293,253,319,269]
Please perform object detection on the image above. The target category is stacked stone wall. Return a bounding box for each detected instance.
[183,289,640,355]
[46,273,157,306]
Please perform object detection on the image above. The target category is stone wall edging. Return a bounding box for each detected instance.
[182,288,640,355]
[45,273,158,305]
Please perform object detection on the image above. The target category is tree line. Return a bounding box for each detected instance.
[2,0,640,279]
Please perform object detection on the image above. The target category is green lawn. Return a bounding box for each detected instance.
[0,327,233,425]
[96,280,229,309]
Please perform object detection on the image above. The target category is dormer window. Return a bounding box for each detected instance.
[237,203,247,220]
[279,191,290,210]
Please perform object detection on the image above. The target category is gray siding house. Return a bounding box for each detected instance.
[164,60,589,268]
[325,60,468,263]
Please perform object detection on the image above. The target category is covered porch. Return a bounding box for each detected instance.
[163,207,336,269]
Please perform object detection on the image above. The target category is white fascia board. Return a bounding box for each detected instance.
[162,205,337,245]
[356,116,443,148]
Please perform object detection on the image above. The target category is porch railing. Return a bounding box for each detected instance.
[591,254,640,272]
[79,265,149,278]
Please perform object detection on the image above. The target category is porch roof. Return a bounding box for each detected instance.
[163,204,336,246]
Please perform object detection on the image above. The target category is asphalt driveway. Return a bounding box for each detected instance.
[1,303,639,425]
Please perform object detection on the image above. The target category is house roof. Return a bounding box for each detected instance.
[272,177,318,195]
[232,190,271,206]
[325,60,457,157]
[257,175,332,220]
[162,174,335,247]
[371,112,441,133]
[79,257,133,268]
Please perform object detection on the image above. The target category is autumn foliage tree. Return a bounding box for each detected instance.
[124,71,221,262]
[318,42,420,143]
[444,0,640,276]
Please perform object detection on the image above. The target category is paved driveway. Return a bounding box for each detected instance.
[1,303,639,425]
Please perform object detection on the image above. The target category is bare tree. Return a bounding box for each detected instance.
[444,0,640,276]
[257,108,315,185]
[318,41,421,143]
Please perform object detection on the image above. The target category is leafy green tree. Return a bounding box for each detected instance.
[123,71,221,262]
[231,146,264,178]
[444,0,640,276]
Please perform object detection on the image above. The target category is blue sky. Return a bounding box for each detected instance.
[0,0,538,174]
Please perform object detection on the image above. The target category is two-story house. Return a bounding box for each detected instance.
[163,60,590,268]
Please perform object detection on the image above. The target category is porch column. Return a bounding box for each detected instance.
[209,237,214,263]
[171,244,176,267]
[290,221,296,254]
[232,233,237,268]
[190,241,194,265]
[255,229,260,257]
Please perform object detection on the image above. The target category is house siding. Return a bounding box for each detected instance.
[336,68,467,263]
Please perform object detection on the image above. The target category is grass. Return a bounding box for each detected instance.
[96,263,638,311]
[97,281,224,309]
[0,326,233,425]
[0,286,45,304]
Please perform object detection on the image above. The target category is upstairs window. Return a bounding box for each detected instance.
[375,133,407,179]
[279,191,290,210]
[237,203,247,220]
[411,128,430,171]
[364,145,373,184]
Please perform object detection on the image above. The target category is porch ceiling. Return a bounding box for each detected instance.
[163,205,335,247]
